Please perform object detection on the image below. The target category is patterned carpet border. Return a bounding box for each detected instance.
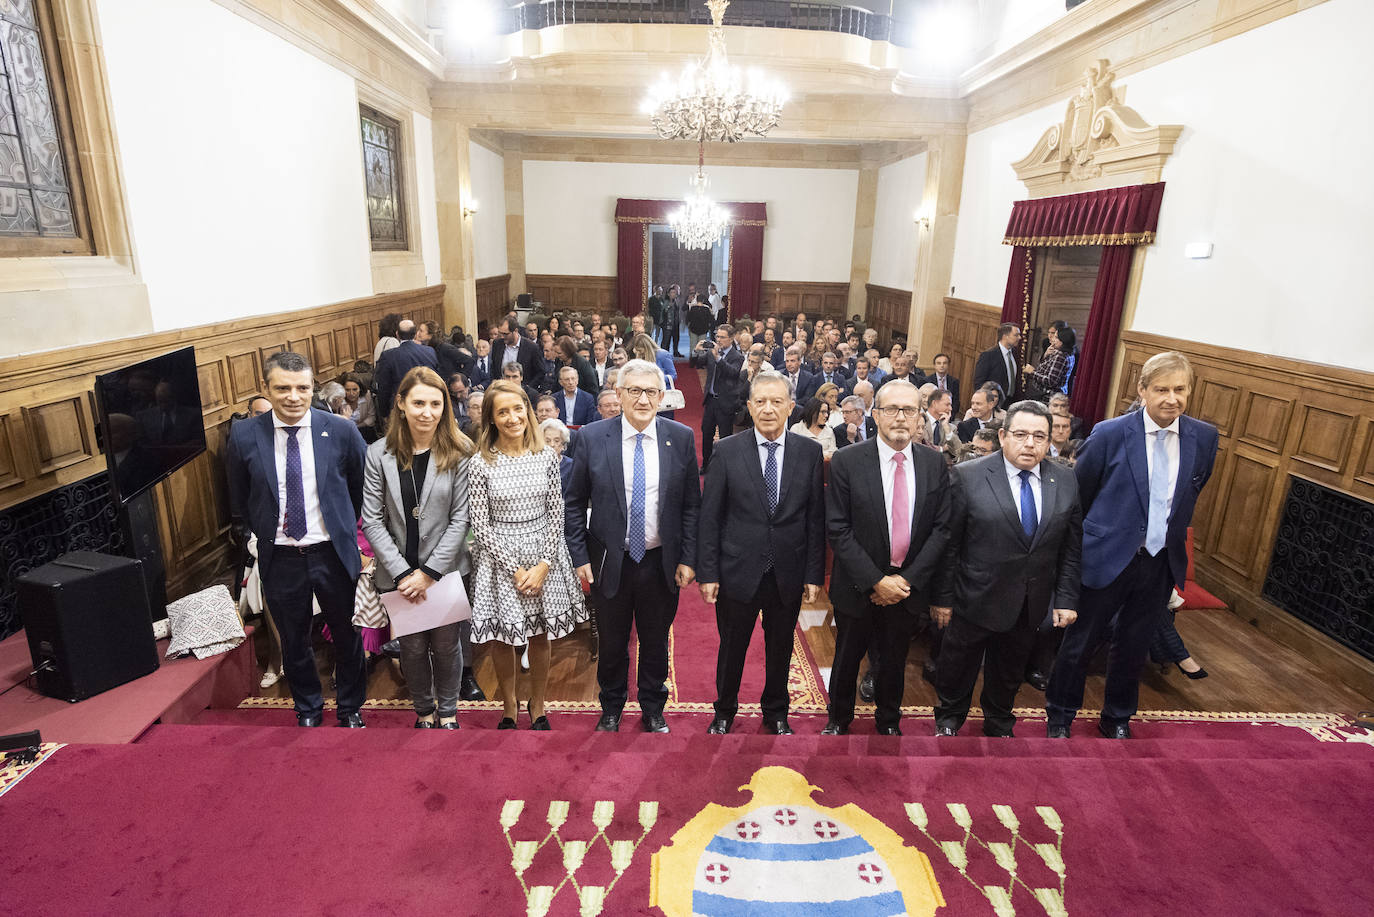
[0,742,66,799]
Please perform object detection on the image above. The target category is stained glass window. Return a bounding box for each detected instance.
[360,105,407,251]
[0,0,77,239]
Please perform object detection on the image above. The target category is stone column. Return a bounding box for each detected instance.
[504,139,527,296]
[846,165,878,320]
[432,113,478,333]
[905,133,966,364]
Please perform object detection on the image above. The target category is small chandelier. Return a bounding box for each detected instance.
[643,0,787,142]
[669,143,731,250]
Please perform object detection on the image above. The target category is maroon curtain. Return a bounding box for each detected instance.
[728,223,765,318]
[615,221,647,317]
[1004,182,1165,247]
[1000,245,1036,367]
[1074,245,1134,427]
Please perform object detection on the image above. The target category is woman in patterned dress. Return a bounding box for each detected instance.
[468,380,586,730]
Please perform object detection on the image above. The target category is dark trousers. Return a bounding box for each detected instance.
[700,394,734,470]
[829,600,918,731]
[713,572,798,720]
[594,548,677,717]
[1149,607,1189,664]
[934,600,1039,736]
[1047,548,1173,727]
[261,544,366,718]
[398,621,463,718]
[659,320,679,354]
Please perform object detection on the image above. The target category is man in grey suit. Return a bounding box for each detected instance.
[931,400,1081,737]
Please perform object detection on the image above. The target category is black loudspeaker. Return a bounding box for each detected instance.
[517,293,532,310]
[16,551,160,702]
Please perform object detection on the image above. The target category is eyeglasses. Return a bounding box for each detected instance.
[621,386,661,402]
[1005,430,1050,443]
[876,406,920,418]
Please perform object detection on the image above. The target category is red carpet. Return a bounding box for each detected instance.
[4,721,1373,915]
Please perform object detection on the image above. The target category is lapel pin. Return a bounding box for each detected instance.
[321,431,329,437]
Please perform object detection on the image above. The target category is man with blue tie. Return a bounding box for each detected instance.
[564,359,700,733]
[555,366,595,426]
[1046,352,1219,739]
[818,351,847,388]
[225,352,369,727]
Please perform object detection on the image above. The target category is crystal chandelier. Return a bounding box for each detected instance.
[643,0,787,142]
[669,142,731,250]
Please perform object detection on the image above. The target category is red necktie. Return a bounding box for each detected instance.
[890,451,910,567]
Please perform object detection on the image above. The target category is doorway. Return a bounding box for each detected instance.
[650,227,730,303]
[1028,245,1099,365]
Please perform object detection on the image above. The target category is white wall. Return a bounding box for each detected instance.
[413,113,442,286]
[868,151,927,291]
[98,0,373,332]
[468,140,509,279]
[949,0,1374,372]
[522,160,858,282]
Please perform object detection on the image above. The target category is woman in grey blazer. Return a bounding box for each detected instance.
[361,367,475,728]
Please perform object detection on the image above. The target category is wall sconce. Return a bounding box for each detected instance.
[463,200,480,219]
[914,210,931,231]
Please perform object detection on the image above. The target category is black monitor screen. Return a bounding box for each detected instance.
[94,346,207,504]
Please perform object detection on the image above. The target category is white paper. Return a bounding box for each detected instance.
[380,571,472,638]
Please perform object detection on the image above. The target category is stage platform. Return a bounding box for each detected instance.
[0,624,257,745]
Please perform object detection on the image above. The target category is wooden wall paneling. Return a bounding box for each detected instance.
[287,337,310,359]
[1208,448,1278,580]
[757,281,849,322]
[476,274,512,330]
[196,360,228,414]
[354,322,373,360]
[311,332,337,375]
[1356,420,1374,490]
[864,284,911,350]
[0,414,24,490]
[226,351,261,405]
[1291,404,1357,475]
[1193,377,1239,437]
[333,327,355,367]
[258,343,285,365]
[21,396,94,475]
[938,297,1001,392]
[526,275,616,314]
[1237,391,1292,454]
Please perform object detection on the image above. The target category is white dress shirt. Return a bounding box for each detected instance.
[272,412,328,546]
[622,419,661,551]
[562,391,580,421]
[594,361,608,386]
[876,437,917,540]
[1143,411,1181,519]
[1003,455,1042,524]
[999,343,1016,387]
[500,340,520,370]
[755,428,786,487]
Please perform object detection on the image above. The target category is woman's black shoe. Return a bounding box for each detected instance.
[1175,662,1209,680]
[497,717,517,730]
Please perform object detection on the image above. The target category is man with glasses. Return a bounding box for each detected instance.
[564,360,700,734]
[823,379,952,736]
[929,401,1082,737]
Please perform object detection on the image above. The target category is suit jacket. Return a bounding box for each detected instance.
[491,337,545,388]
[556,389,596,427]
[469,353,494,390]
[767,345,785,369]
[928,372,960,415]
[783,369,819,404]
[877,370,928,391]
[972,345,1022,403]
[359,440,471,591]
[225,409,367,580]
[701,344,746,408]
[956,416,990,444]
[697,430,825,604]
[563,415,701,598]
[825,438,952,619]
[842,373,878,396]
[816,369,848,389]
[375,340,438,414]
[833,414,877,450]
[935,455,1082,631]
[1075,410,1219,591]
[430,340,465,383]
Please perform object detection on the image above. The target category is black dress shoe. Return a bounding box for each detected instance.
[935,725,957,737]
[1025,670,1049,692]
[877,725,903,736]
[415,718,436,729]
[459,670,486,701]
[595,712,621,732]
[497,717,518,730]
[820,720,849,735]
[437,720,459,730]
[858,671,876,702]
[642,713,670,734]
[1174,662,1209,680]
[983,729,1014,738]
[1098,721,1132,739]
[706,716,732,735]
[763,719,794,735]
[337,712,366,728]
[296,712,322,728]
[380,638,401,659]
[1047,724,1071,739]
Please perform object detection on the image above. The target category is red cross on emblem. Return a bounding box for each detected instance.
[857,863,884,884]
[814,820,839,839]
[736,821,761,839]
[773,808,797,826]
[705,862,731,884]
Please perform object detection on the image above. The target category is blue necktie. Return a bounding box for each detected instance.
[284,427,307,539]
[1146,430,1171,555]
[628,433,646,562]
[763,441,780,514]
[1018,469,1037,539]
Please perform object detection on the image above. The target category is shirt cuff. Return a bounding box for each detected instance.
[420,564,445,582]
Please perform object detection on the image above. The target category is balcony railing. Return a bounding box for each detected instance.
[502,1,906,46]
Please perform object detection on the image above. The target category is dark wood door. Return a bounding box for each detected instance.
[651,231,714,300]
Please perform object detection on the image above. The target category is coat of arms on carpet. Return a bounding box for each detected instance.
[651,765,945,916]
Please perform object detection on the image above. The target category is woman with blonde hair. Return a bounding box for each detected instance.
[630,332,677,386]
[361,366,475,729]
[468,380,586,729]
[815,381,845,430]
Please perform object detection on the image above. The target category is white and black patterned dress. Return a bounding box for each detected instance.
[468,447,586,645]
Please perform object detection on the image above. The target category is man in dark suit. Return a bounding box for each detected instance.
[491,316,545,389]
[694,324,745,471]
[930,400,1082,737]
[877,351,926,391]
[659,284,683,356]
[817,351,848,389]
[928,353,960,416]
[469,339,493,389]
[1046,352,1219,739]
[823,378,952,735]
[554,365,596,426]
[956,388,997,443]
[374,320,438,422]
[781,345,819,406]
[420,321,465,382]
[564,359,700,733]
[698,372,825,735]
[225,351,369,728]
[972,323,1024,405]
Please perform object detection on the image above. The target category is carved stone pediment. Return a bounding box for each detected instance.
[1013,60,1183,197]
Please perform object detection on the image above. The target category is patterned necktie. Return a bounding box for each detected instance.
[763,441,780,514]
[1018,469,1037,538]
[889,451,910,567]
[1005,349,1015,389]
[628,433,647,562]
[1146,429,1171,554]
[284,427,306,539]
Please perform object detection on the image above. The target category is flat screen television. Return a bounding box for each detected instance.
[93,346,207,505]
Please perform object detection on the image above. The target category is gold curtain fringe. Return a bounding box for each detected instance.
[1002,231,1155,247]
[615,215,767,227]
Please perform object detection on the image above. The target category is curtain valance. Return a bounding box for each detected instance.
[1002,182,1164,247]
[614,198,767,226]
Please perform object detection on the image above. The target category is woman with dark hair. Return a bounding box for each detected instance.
[555,335,599,395]
[789,396,837,458]
[468,381,586,729]
[340,373,376,442]
[361,366,476,729]
[1023,324,1076,402]
[1049,320,1079,395]
[373,312,403,364]
[547,315,562,339]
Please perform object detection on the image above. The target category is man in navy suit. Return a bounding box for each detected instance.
[698,372,825,735]
[972,323,1024,405]
[564,359,700,733]
[1046,352,1219,739]
[490,317,545,389]
[374,320,437,422]
[225,351,369,728]
[817,351,848,389]
[780,346,818,426]
[469,338,494,389]
[693,324,745,471]
[554,365,595,426]
[927,353,961,416]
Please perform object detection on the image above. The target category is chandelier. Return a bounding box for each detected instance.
[643,0,787,142]
[669,142,731,250]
